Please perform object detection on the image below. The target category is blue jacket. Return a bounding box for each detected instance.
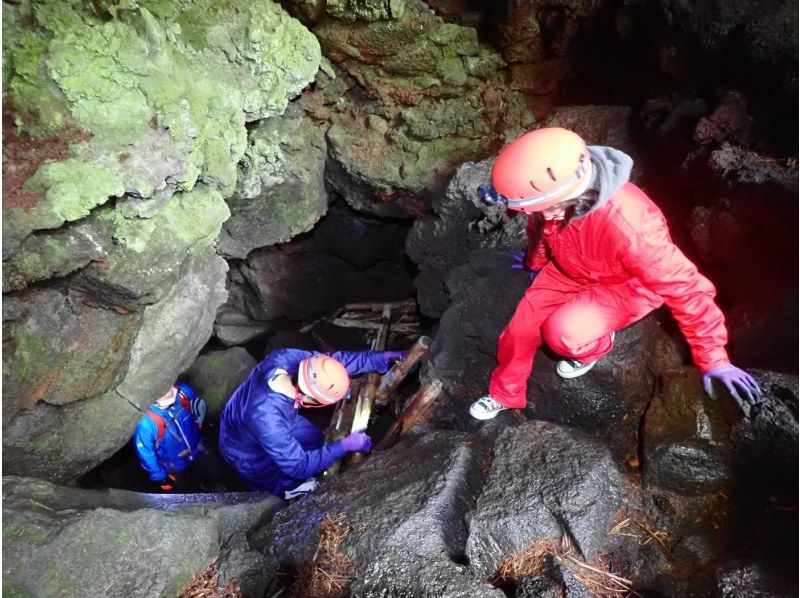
[219,348,393,494]
[133,399,205,482]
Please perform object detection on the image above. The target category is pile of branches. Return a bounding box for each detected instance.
[491,534,638,597]
[179,558,242,598]
[290,513,356,598]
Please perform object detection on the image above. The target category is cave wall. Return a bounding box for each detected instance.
[2,0,797,486]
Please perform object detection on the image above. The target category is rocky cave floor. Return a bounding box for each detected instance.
[3,0,798,596]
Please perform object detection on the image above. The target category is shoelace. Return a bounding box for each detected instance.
[477,397,501,410]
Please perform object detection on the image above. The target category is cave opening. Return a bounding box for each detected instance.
[78,198,430,494]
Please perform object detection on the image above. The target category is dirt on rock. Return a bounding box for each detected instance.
[2,106,92,212]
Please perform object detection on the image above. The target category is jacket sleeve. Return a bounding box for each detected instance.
[618,209,730,372]
[254,404,346,480]
[326,350,394,375]
[524,214,550,271]
[133,418,168,482]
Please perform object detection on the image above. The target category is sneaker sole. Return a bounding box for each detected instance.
[469,405,506,420]
[556,360,597,379]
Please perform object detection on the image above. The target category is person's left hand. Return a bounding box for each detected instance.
[702,365,762,414]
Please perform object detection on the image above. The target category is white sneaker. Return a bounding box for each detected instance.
[469,395,508,420]
[557,331,615,379]
[284,478,319,500]
[556,358,598,378]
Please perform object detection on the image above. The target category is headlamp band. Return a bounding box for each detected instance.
[303,358,337,404]
[505,154,588,209]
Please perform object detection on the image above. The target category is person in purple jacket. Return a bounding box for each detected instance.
[219,348,402,498]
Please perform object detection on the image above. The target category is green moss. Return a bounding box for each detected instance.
[24,159,124,223]
[2,583,32,598]
[3,521,46,545]
[41,568,76,596]
[12,327,48,384]
[3,0,319,246]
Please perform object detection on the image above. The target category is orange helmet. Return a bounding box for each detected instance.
[489,128,592,213]
[297,355,351,405]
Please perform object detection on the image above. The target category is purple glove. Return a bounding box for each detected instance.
[508,250,538,282]
[702,365,762,411]
[384,350,405,364]
[340,432,372,453]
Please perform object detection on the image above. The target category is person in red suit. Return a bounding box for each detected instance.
[469,127,761,420]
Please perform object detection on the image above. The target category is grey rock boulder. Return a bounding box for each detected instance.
[217,106,329,259]
[3,248,228,483]
[406,160,527,318]
[2,477,281,598]
[353,546,504,597]
[466,422,624,578]
[183,347,257,417]
[251,431,492,588]
[643,368,798,495]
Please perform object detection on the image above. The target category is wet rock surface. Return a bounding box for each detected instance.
[253,431,491,566]
[643,369,799,496]
[2,476,281,598]
[466,422,624,576]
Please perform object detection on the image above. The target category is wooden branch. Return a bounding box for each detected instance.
[344,299,415,311]
[322,378,363,478]
[374,336,430,406]
[376,379,442,451]
[349,305,391,465]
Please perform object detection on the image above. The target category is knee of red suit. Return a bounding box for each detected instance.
[542,303,609,355]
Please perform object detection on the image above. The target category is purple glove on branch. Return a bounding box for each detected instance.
[508,250,538,282]
[384,350,405,363]
[341,432,372,453]
[702,365,762,412]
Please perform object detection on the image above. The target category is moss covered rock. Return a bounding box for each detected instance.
[217,105,328,259]
[3,0,320,252]
[183,347,257,416]
[2,247,228,483]
[2,287,142,426]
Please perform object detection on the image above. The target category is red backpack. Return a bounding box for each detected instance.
[146,393,192,440]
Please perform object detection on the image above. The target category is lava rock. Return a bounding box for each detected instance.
[642,368,798,496]
[252,431,492,576]
[216,106,329,259]
[217,544,278,598]
[422,243,685,447]
[716,561,796,598]
[708,142,799,191]
[3,248,228,483]
[2,476,281,598]
[406,160,527,318]
[215,245,412,346]
[352,547,504,597]
[466,422,624,578]
[183,347,257,417]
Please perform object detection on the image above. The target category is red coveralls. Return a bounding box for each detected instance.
[488,182,731,409]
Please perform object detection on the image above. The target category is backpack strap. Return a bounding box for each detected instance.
[146,408,166,442]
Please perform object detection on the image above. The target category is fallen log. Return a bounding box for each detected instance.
[374,336,430,407]
[376,379,442,451]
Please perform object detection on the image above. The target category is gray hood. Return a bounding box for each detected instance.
[584,146,633,214]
